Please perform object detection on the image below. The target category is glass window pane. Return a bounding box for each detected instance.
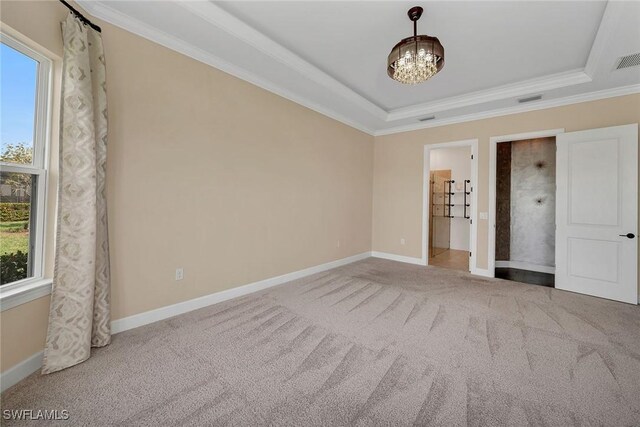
[0,42,38,165]
[0,171,36,285]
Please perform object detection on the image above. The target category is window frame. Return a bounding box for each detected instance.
[0,32,53,310]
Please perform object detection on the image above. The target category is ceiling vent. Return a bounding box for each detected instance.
[615,52,640,70]
[518,95,542,104]
[418,115,436,122]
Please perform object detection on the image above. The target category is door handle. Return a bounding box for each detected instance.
[619,233,635,239]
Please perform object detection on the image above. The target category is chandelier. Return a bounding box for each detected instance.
[387,6,444,84]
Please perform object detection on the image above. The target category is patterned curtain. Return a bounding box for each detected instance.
[42,13,110,374]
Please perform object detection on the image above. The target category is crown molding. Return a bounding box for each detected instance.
[374,84,640,136]
[584,1,622,79]
[178,1,388,120]
[176,1,602,126]
[76,0,377,135]
[386,69,592,121]
[76,0,633,137]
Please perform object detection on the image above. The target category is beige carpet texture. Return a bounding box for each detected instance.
[2,258,640,426]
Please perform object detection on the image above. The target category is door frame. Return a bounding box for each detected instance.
[488,128,564,278]
[422,139,478,274]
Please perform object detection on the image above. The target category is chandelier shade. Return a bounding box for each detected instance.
[387,7,444,85]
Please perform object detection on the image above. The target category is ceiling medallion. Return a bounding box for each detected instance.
[387,6,445,84]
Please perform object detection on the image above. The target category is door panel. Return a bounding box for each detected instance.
[568,238,619,283]
[569,139,619,226]
[556,124,638,304]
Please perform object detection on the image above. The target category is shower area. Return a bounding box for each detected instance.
[428,147,472,272]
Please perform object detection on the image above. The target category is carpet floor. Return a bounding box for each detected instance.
[3,258,640,426]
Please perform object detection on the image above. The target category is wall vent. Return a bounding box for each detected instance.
[418,115,435,122]
[518,95,542,103]
[615,52,640,70]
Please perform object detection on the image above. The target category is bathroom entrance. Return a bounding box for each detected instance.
[493,136,556,287]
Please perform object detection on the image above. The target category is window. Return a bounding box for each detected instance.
[0,33,51,295]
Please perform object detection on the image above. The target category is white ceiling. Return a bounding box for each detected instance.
[218,1,605,110]
[78,1,640,135]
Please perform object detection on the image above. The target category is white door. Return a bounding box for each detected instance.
[556,124,638,304]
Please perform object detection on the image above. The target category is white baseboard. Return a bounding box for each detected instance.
[0,252,503,393]
[1,351,43,393]
[371,251,426,266]
[0,252,371,392]
[111,251,371,334]
[371,251,496,280]
[471,268,494,278]
[495,260,555,274]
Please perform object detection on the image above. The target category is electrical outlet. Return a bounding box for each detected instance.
[400,238,406,245]
[337,240,341,248]
[479,212,488,220]
[175,268,184,281]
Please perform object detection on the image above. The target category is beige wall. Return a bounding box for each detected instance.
[0,296,50,372]
[372,94,640,272]
[0,1,373,373]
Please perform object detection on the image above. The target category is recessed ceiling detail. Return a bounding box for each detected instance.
[77,1,640,135]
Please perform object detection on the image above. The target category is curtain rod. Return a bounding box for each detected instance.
[59,0,102,33]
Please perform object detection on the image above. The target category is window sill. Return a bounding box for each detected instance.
[0,278,52,312]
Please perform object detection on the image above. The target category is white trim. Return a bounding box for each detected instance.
[0,164,45,174]
[0,31,53,292]
[370,251,425,266]
[177,1,387,121]
[0,351,43,393]
[375,85,640,136]
[0,32,52,170]
[1,253,370,391]
[76,1,639,136]
[0,278,52,312]
[2,249,507,391]
[387,69,591,121]
[422,140,478,274]
[471,268,493,278]
[75,0,376,135]
[489,128,565,145]
[488,128,565,279]
[495,261,555,275]
[111,252,370,334]
[584,1,622,79]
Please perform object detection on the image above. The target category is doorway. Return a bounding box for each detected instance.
[493,136,557,287]
[427,145,473,272]
[429,169,451,259]
[489,125,637,304]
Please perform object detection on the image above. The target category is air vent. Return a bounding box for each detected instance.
[418,115,435,122]
[615,52,640,70]
[518,95,542,104]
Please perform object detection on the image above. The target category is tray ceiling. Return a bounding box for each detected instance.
[78,1,640,135]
